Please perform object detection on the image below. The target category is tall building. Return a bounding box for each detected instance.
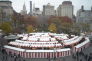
[0,0,13,21]
[43,3,55,16]
[21,3,27,15]
[33,8,42,16]
[76,6,92,23]
[76,6,92,30]
[57,1,73,19]
[30,1,32,15]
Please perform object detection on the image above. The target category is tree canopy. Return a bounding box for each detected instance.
[0,22,13,33]
[48,23,57,33]
[26,25,34,33]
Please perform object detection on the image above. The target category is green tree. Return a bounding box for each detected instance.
[48,23,57,33]
[0,22,12,33]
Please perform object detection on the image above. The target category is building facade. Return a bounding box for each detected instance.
[29,1,32,15]
[57,1,73,19]
[33,8,42,16]
[20,3,27,15]
[76,6,92,23]
[76,6,92,31]
[43,3,55,16]
[0,0,13,21]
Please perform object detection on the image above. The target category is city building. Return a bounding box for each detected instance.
[33,8,42,16]
[20,3,27,15]
[43,3,55,16]
[76,6,92,23]
[0,0,13,21]
[29,1,32,15]
[57,1,74,19]
[76,6,92,31]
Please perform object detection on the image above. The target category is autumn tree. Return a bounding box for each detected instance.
[24,16,37,26]
[48,23,57,33]
[26,25,34,33]
[61,22,73,33]
[12,13,25,26]
[0,22,13,33]
[48,16,73,33]
[79,23,90,32]
[70,22,90,35]
[71,23,81,35]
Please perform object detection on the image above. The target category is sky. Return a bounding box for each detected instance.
[10,0,92,15]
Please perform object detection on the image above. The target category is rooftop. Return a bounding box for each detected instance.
[0,0,9,1]
[62,1,72,5]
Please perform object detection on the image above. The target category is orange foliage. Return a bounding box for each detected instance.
[48,16,73,24]
[24,16,37,26]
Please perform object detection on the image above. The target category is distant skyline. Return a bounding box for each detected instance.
[10,0,92,15]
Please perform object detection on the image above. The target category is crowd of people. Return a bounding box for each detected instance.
[72,47,92,61]
[0,46,25,61]
[0,45,92,61]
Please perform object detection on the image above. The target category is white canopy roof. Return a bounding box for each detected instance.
[63,36,83,45]
[4,45,25,51]
[9,41,62,47]
[75,37,90,48]
[4,45,70,52]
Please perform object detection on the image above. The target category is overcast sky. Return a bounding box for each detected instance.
[10,0,92,14]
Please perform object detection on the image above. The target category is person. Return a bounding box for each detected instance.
[80,59,82,61]
[84,54,88,60]
[88,56,91,61]
[23,60,25,61]
[72,54,76,59]
[14,57,17,61]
